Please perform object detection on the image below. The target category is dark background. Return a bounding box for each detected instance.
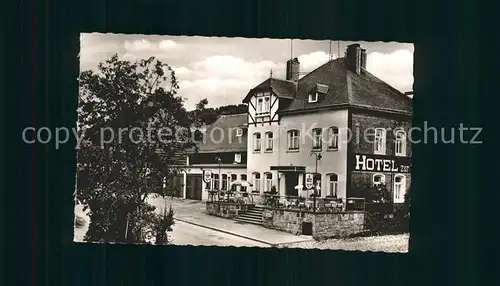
[3,0,488,285]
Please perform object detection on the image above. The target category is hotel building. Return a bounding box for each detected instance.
[179,43,412,206]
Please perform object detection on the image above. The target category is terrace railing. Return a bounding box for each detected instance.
[262,194,366,213]
[207,190,255,205]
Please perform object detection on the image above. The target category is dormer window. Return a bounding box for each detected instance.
[308,84,328,104]
[256,92,271,115]
[308,92,318,103]
[236,128,243,137]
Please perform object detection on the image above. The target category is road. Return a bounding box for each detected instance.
[169,220,270,247]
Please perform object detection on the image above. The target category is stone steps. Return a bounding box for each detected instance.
[234,205,264,225]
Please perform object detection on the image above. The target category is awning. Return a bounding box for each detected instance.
[270,166,306,172]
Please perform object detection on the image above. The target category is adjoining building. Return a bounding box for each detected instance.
[181,43,412,206]
[180,113,248,201]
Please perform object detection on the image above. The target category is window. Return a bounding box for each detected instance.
[253,173,261,193]
[222,174,228,190]
[230,174,237,189]
[253,133,261,151]
[393,175,406,203]
[256,98,263,114]
[213,174,220,190]
[265,132,274,151]
[230,174,237,182]
[234,153,242,163]
[374,128,387,155]
[241,174,248,192]
[327,174,338,197]
[236,128,243,137]
[264,96,271,113]
[287,130,300,150]
[312,128,322,150]
[328,127,339,150]
[373,174,385,186]
[265,173,273,192]
[308,92,318,103]
[395,130,407,156]
[256,93,271,115]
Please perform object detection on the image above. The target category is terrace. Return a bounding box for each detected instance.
[205,187,367,239]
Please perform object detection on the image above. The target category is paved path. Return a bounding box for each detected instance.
[147,196,314,246]
[74,196,314,246]
[73,203,267,247]
[169,220,269,247]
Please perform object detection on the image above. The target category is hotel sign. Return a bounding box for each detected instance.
[203,170,212,183]
[352,154,411,173]
[305,173,314,189]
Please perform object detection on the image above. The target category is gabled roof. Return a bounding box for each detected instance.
[243,78,296,103]
[244,57,412,115]
[197,113,248,153]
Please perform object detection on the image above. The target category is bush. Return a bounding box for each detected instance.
[365,186,411,235]
[83,196,168,244]
[365,211,409,235]
[154,205,175,245]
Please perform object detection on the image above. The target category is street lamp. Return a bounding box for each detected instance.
[215,156,222,201]
[310,153,322,212]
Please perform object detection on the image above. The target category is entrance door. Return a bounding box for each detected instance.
[285,172,299,197]
[186,174,203,200]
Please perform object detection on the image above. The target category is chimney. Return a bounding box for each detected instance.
[286,57,300,81]
[346,44,362,74]
[360,49,367,70]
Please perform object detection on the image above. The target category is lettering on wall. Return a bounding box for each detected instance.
[353,154,411,173]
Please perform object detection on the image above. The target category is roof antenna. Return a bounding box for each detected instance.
[329,40,332,61]
[270,69,273,78]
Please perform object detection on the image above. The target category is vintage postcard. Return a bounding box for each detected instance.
[74,33,413,252]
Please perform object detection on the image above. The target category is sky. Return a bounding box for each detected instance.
[80,33,414,110]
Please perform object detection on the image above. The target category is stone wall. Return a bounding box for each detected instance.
[312,212,365,239]
[206,202,251,219]
[262,208,365,239]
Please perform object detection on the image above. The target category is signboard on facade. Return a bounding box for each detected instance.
[305,173,314,189]
[203,170,212,183]
[352,154,412,173]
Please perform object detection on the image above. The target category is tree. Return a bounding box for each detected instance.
[77,54,204,243]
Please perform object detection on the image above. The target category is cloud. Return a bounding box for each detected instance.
[79,34,121,71]
[298,51,334,71]
[192,55,283,81]
[172,66,190,76]
[366,49,414,92]
[79,34,414,109]
[121,39,182,62]
[178,78,252,109]
[123,39,178,52]
[178,51,340,109]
